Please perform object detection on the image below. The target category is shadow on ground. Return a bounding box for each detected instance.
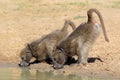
[29,57,103,66]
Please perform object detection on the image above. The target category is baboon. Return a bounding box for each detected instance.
[52,8,109,69]
[18,20,76,67]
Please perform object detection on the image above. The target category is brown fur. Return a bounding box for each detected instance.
[52,8,109,69]
[19,20,76,67]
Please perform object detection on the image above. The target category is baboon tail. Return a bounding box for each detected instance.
[61,20,76,32]
[87,8,109,42]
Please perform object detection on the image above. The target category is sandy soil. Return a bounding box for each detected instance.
[0,0,120,79]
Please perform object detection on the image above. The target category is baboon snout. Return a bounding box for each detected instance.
[53,63,63,69]
[18,61,29,67]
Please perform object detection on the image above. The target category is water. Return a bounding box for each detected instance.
[0,67,115,80]
[0,62,118,80]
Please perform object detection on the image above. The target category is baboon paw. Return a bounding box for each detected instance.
[77,60,81,64]
[81,62,88,66]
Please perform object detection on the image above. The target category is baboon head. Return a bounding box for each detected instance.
[52,47,67,69]
[19,44,32,67]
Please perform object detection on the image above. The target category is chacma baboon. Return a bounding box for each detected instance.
[18,20,76,67]
[52,8,109,69]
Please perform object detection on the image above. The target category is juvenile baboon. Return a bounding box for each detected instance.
[18,20,76,67]
[52,8,109,69]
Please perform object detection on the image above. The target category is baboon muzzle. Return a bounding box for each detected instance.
[18,61,30,67]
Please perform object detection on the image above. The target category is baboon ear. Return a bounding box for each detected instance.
[27,43,32,51]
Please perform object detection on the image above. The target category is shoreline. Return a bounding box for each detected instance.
[0,61,119,79]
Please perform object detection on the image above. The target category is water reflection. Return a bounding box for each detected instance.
[0,68,116,80]
[20,68,81,80]
[20,68,108,80]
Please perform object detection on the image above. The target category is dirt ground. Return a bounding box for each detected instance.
[0,0,120,79]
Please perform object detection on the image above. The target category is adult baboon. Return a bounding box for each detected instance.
[52,8,109,69]
[18,20,76,67]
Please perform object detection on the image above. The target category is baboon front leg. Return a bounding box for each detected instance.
[46,43,60,68]
[77,49,88,65]
[77,42,91,65]
[80,48,89,65]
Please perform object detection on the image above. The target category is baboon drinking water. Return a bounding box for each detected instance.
[19,20,76,67]
[52,8,109,69]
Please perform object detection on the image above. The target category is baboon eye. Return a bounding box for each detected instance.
[21,56,25,60]
[53,58,56,61]
[21,57,24,60]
